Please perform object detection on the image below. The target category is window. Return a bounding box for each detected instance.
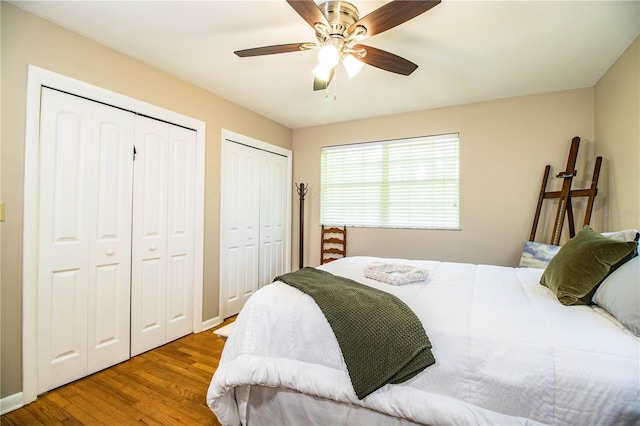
[320,133,459,229]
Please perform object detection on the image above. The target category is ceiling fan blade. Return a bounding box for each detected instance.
[286,0,329,29]
[355,44,418,76]
[313,68,335,91]
[234,43,309,57]
[348,0,441,38]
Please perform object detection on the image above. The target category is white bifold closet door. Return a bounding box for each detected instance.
[130,116,196,357]
[221,140,288,318]
[222,141,260,317]
[38,88,135,393]
[258,152,287,287]
[37,88,197,393]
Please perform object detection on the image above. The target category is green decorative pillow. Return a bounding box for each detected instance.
[540,226,638,306]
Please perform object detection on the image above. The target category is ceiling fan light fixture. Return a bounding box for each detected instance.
[312,62,334,82]
[317,43,340,68]
[343,53,364,78]
[234,0,440,91]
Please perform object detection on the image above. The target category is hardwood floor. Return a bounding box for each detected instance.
[1,317,235,426]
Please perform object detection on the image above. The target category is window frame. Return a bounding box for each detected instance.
[320,133,460,230]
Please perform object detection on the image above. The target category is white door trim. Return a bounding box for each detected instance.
[23,65,206,405]
[219,129,292,320]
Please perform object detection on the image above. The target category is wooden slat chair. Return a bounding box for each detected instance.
[320,225,347,265]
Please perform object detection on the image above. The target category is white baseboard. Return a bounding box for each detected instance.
[201,316,222,332]
[1,392,24,415]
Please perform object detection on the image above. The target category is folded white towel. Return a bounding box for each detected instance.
[364,262,429,285]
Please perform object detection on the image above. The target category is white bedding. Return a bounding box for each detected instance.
[207,256,640,425]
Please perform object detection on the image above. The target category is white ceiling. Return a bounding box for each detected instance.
[11,0,640,129]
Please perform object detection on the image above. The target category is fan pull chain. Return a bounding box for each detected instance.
[323,69,338,100]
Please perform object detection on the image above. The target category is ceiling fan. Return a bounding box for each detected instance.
[234,0,441,91]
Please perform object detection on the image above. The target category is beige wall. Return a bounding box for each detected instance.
[293,89,598,269]
[594,36,640,231]
[0,3,292,398]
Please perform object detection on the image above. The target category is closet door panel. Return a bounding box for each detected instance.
[222,149,244,315]
[92,265,120,343]
[220,141,260,317]
[226,246,241,307]
[87,103,135,373]
[141,258,163,325]
[259,153,288,288]
[131,117,168,356]
[38,89,92,393]
[241,153,260,303]
[166,126,196,341]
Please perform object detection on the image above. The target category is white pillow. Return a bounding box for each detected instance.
[593,256,640,336]
[601,229,640,242]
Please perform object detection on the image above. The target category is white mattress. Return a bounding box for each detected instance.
[207,256,640,425]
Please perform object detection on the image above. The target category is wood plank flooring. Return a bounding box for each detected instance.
[1,317,235,426]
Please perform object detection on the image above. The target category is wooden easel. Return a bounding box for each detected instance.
[529,136,602,245]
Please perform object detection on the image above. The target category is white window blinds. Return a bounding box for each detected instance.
[321,133,460,229]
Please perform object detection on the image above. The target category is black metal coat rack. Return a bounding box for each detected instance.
[295,183,309,269]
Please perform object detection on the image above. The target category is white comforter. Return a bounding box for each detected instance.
[207,257,640,425]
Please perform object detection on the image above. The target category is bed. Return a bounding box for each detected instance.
[207,229,639,425]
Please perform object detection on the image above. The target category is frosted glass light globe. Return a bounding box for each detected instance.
[318,44,340,68]
[343,54,364,78]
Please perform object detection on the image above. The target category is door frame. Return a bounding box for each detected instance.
[219,129,292,319]
[22,65,206,404]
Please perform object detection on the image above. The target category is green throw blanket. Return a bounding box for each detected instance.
[274,267,435,399]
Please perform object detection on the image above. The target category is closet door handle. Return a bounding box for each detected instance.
[149,245,157,251]
[106,250,115,256]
